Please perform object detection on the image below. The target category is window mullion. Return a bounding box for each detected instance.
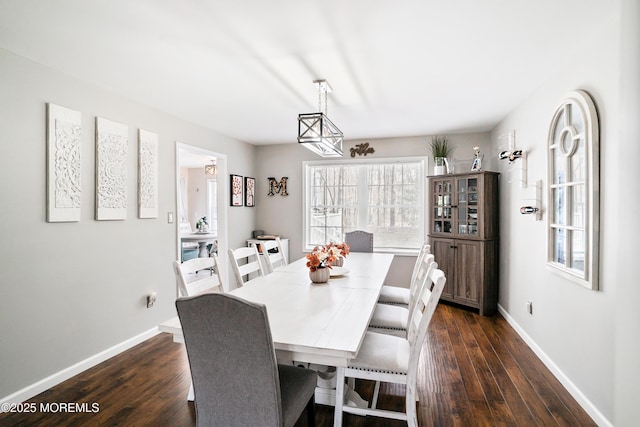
[565,155,573,268]
[357,165,368,229]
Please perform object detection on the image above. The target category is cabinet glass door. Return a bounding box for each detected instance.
[433,179,453,233]
[457,177,479,235]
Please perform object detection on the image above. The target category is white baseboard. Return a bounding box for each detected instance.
[497,305,612,427]
[1,327,160,408]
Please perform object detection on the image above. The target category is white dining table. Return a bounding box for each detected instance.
[180,232,217,258]
[159,252,394,405]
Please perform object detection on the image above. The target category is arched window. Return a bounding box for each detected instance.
[547,90,599,289]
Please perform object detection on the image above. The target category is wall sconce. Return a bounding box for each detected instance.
[204,161,217,176]
[498,149,525,163]
[520,206,539,214]
[498,130,528,188]
[519,179,543,221]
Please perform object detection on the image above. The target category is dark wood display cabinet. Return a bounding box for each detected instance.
[428,171,499,315]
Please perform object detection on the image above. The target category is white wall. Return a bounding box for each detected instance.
[615,0,640,425]
[0,49,256,399]
[490,7,622,424]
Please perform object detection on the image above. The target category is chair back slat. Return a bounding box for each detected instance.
[258,238,287,273]
[407,268,446,376]
[409,242,430,285]
[407,253,436,321]
[174,255,223,297]
[228,245,265,286]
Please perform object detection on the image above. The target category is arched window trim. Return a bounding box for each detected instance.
[546,90,600,290]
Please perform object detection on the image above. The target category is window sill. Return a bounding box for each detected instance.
[374,248,420,257]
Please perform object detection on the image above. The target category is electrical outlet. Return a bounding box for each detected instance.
[526,301,533,315]
[147,292,157,308]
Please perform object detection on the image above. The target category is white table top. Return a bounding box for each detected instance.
[179,232,218,242]
[159,252,394,367]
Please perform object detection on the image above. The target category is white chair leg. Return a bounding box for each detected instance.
[333,367,345,427]
[187,381,194,401]
[407,406,418,427]
[406,383,417,427]
[371,380,381,409]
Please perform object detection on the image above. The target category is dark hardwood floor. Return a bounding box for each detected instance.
[0,303,596,426]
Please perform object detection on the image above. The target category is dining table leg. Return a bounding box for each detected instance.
[333,367,344,427]
[197,241,209,257]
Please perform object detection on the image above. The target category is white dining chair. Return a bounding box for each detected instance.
[173,255,223,297]
[228,245,265,287]
[344,230,373,253]
[257,237,287,273]
[333,267,447,427]
[368,252,436,337]
[378,242,430,306]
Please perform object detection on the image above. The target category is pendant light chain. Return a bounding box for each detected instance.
[325,88,328,116]
[317,84,329,115]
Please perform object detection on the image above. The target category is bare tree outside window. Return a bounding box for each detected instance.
[303,158,427,252]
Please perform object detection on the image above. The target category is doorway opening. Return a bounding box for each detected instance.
[176,143,229,289]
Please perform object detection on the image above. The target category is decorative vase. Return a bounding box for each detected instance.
[471,154,483,171]
[434,157,448,175]
[332,256,344,267]
[309,267,330,283]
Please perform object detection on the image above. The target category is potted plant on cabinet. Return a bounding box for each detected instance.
[430,135,452,175]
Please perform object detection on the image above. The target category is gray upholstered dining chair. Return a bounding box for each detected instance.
[176,293,317,427]
[344,230,374,253]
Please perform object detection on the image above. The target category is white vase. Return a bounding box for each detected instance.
[434,157,448,175]
[309,268,330,283]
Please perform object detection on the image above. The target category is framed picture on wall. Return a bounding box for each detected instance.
[245,177,255,207]
[230,174,243,206]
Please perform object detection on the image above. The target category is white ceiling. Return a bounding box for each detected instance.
[0,0,612,145]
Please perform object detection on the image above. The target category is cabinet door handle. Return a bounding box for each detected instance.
[450,245,457,249]
[451,205,458,208]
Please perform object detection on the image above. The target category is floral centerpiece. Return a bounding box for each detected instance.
[325,242,350,267]
[196,216,208,232]
[306,245,336,283]
[306,246,336,272]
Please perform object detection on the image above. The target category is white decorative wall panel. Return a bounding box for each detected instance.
[138,129,158,218]
[46,103,82,222]
[96,117,128,220]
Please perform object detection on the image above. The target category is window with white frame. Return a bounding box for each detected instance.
[547,90,599,289]
[303,157,427,252]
